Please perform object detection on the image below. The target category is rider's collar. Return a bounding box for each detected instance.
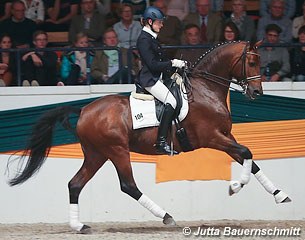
[143,26,157,39]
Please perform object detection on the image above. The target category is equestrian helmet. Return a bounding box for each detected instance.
[142,6,165,21]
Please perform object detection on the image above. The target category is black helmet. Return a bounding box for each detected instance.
[142,6,165,21]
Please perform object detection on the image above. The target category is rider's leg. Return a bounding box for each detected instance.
[145,80,178,155]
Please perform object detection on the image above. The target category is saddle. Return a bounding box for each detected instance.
[134,73,194,152]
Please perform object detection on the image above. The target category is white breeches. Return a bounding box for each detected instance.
[145,80,177,109]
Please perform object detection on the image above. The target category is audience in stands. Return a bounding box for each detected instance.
[69,0,105,44]
[183,0,223,44]
[91,28,134,84]
[61,32,94,85]
[0,0,37,48]
[21,30,58,86]
[221,21,240,42]
[290,25,305,81]
[260,0,296,19]
[175,23,204,66]
[43,0,79,32]
[96,0,111,16]
[258,24,291,82]
[113,3,142,49]
[257,0,292,43]
[226,0,256,43]
[0,34,16,86]
[166,0,189,21]
[209,0,224,16]
[292,1,305,40]
[153,0,182,58]
[21,0,45,25]
[121,0,149,20]
[0,1,12,22]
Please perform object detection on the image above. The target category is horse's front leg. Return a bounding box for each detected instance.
[210,132,291,204]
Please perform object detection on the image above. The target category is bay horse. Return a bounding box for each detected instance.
[8,41,291,233]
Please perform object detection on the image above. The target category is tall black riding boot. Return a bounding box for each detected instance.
[155,103,178,155]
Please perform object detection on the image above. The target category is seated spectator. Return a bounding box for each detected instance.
[260,0,296,19]
[113,3,142,49]
[0,1,12,22]
[167,0,189,21]
[21,30,58,86]
[226,0,256,42]
[175,23,204,66]
[0,34,16,86]
[183,0,223,44]
[43,0,78,32]
[120,0,149,21]
[290,25,305,81]
[69,0,106,44]
[221,21,240,42]
[21,0,45,25]
[258,24,291,82]
[292,1,305,40]
[61,32,94,85]
[0,0,37,48]
[153,0,182,58]
[257,0,292,43]
[91,28,136,84]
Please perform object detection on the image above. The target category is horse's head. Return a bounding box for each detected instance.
[231,41,263,99]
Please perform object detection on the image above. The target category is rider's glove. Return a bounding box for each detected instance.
[171,59,187,69]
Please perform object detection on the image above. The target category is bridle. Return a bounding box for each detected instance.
[194,42,261,95]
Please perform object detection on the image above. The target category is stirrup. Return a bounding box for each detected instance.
[155,141,178,155]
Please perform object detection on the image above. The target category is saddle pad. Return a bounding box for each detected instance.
[130,85,189,130]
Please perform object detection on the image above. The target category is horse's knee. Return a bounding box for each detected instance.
[240,147,252,160]
[120,182,142,200]
[68,182,82,204]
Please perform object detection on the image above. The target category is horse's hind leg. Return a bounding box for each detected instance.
[68,152,107,233]
[111,150,176,225]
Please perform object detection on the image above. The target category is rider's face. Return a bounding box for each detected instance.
[151,19,163,33]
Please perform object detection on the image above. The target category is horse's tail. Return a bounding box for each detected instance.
[8,106,81,186]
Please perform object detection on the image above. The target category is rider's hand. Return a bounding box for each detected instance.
[171,59,187,69]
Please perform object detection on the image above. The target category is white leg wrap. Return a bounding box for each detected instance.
[254,170,276,194]
[138,194,166,219]
[230,180,242,194]
[240,159,252,185]
[274,191,289,204]
[69,204,84,231]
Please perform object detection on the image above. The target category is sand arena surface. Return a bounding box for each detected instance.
[1,220,304,240]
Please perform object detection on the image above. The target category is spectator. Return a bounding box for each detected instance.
[221,21,240,42]
[96,0,111,16]
[113,3,142,49]
[167,0,189,21]
[175,23,203,66]
[257,0,293,43]
[69,0,105,44]
[120,0,149,20]
[290,25,305,81]
[21,30,58,86]
[21,0,45,25]
[0,34,16,86]
[292,1,305,40]
[0,1,12,22]
[43,0,79,32]
[0,0,36,48]
[260,0,296,19]
[226,0,256,42]
[91,28,135,84]
[258,24,291,82]
[153,0,182,58]
[61,32,94,85]
[183,0,223,44]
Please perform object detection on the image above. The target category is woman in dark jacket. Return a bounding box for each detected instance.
[136,6,186,155]
[0,33,16,86]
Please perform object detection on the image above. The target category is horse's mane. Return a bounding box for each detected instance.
[191,41,245,73]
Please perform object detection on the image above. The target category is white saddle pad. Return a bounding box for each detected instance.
[130,82,189,130]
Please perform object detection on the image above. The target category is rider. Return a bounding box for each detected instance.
[136,6,186,155]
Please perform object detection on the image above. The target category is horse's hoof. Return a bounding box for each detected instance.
[79,225,92,234]
[229,181,242,196]
[274,190,292,204]
[163,213,176,226]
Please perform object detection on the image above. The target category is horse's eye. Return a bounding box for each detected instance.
[249,62,256,67]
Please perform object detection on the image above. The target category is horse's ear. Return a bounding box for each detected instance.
[250,40,263,50]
